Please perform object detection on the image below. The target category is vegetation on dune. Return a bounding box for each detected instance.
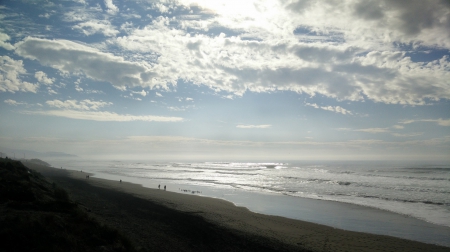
[0,158,136,252]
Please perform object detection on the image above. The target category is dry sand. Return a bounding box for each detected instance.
[27,162,449,252]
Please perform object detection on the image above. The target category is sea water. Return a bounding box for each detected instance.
[50,159,450,245]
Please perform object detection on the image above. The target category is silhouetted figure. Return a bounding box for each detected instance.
[164,185,166,191]
[120,179,122,183]
[158,184,160,189]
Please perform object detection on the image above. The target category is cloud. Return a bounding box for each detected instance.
[399,120,416,125]
[339,127,390,133]
[305,102,319,109]
[131,90,147,97]
[399,118,450,127]
[35,71,54,85]
[24,110,184,122]
[422,118,450,127]
[47,88,57,95]
[110,11,450,105]
[14,37,159,90]
[356,128,390,133]
[286,0,450,49]
[392,132,424,137]
[305,103,353,115]
[46,99,112,111]
[38,13,51,19]
[72,20,119,37]
[4,99,27,106]
[0,56,38,93]
[321,106,352,115]
[237,124,272,129]
[104,0,119,14]
[0,32,14,50]
[167,105,195,111]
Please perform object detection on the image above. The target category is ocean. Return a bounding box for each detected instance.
[49,159,450,246]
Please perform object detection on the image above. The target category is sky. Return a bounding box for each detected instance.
[0,0,449,161]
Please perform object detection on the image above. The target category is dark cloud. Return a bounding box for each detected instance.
[353,1,385,20]
[354,0,450,37]
[293,45,358,63]
[284,0,314,13]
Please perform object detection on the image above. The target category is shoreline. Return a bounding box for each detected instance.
[25,161,450,251]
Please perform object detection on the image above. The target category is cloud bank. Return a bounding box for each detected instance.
[14,38,160,90]
[25,110,184,122]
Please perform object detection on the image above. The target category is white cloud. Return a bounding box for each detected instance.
[305,103,353,115]
[110,8,450,105]
[422,119,450,127]
[14,37,160,90]
[75,84,83,92]
[399,118,450,127]
[305,102,319,109]
[392,132,424,137]
[355,128,390,134]
[4,99,26,106]
[73,20,119,37]
[339,127,390,133]
[46,99,112,111]
[237,124,272,129]
[35,71,54,85]
[0,32,14,50]
[399,120,416,125]
[131,89,147,97]
[168,106,185,111]
[0,56,38,93]
[47,88,57,95]
[39,13,51,19]
[167,105,195,111]
[155,92,163,97]
[104,0,118,14]
[24,110,183,122]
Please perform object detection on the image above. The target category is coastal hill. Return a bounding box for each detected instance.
[0,158,135,252]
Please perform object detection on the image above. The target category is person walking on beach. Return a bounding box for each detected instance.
[164,185,166,191]
[158,184,160,189]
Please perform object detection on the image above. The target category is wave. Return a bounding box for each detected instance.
[405,167,450,172]
[215,171,259,176]
[284,190,450,208]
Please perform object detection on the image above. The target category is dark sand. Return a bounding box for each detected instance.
[26,162,450,252]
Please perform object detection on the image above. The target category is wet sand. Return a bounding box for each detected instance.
[26,162,449,252]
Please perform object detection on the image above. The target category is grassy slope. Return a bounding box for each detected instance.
[0,158,136,252]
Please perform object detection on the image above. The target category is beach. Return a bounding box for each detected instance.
[24,162,449,252]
